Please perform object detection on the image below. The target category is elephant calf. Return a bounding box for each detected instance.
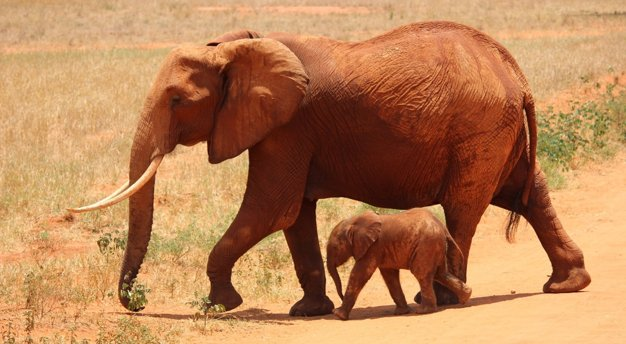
[326,208,472,320]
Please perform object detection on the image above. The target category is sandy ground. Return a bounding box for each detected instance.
[108,149,624,344]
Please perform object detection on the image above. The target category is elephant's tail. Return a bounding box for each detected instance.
[445,231,465,276]
[521,92,537,207]
[506,93,537,243]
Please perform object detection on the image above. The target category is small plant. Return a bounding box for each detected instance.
[23,310,34,343]
[604,86,626,142]
[23,271,48,321]
[188,293,226,316]
[120,276,151,312]
[1,321,17,344]
[537,105,589,172]
[97,230,127,255]
[187,293,226,330]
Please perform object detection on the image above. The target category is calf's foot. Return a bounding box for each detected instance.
[415,304,437,314]
[332,307,350,321]
[394,305,411,315]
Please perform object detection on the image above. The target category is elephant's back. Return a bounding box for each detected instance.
[346,22,526,139]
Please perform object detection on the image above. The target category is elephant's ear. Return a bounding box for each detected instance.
[208,38,309,163]
[349,215,382,261]
[206,30,262,46]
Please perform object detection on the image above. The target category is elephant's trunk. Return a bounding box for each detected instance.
[118,119,159,311]
[327,258,344,301]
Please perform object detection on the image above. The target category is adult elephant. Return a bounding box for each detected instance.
[69,21,591,316]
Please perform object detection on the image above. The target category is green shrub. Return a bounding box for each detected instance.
[120,278,151,312]
[97,230,127,255]
[187,293,226,316]
[537,81,625,187]
[187,293,226,333]
[604,85,626,142]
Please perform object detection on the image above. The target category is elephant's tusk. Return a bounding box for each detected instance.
[101,181,130,202]
[66,180,130,213]
[67,155,163,213]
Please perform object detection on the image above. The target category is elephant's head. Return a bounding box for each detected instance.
[326,211,382,300]
[68,35,309,311]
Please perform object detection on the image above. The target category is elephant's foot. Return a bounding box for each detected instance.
[289,294,334,316]
[414,285,459,306]
[543,267,591,293]
[208,282,243,311]
[332,307,349,320]
[394,305,411,315]
[415,304,437,314]
[457,285,473,305]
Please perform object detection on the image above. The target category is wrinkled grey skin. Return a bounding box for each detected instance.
[327,209,472,320]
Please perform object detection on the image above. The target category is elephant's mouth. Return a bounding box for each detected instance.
[67,155,164,213]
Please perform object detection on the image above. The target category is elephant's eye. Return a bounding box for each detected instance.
[170,95,182,108]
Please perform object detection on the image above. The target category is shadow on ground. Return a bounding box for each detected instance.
[344,292,543,320]
[116,292,543,323]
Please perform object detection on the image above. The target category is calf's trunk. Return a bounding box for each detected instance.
[327,259,344,301]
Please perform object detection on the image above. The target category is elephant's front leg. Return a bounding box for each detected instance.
[205,141,313,311]
[333,259,378,320]
[206,206,279,310]
[283,198,334,316]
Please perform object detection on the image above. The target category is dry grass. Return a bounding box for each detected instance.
[1,0,625,342]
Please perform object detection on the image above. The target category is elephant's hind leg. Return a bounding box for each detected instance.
[413,271,438,314]
[379,268,411,315]
[525,170,591,293]
[283,199,334,316]
[493,167,591,293]
[523,170,590,292]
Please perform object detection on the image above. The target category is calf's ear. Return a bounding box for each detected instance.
[348,219,382,260]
